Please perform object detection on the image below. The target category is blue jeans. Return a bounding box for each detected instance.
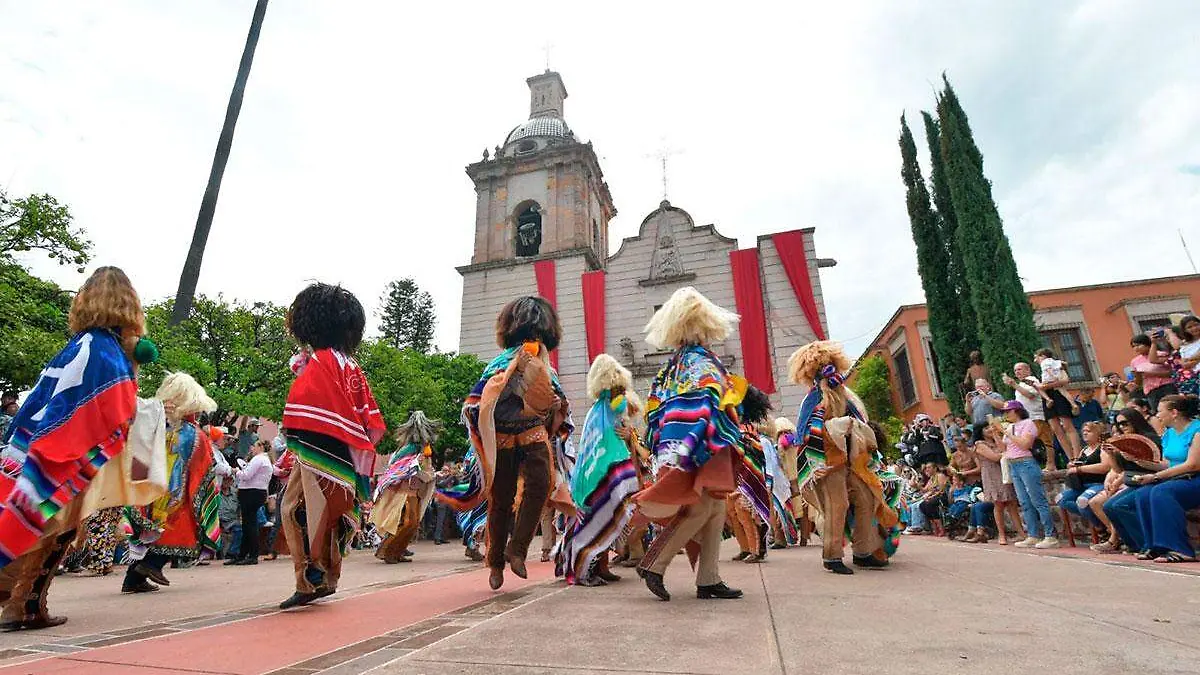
[907,500,929,530]
[432,502,451,542]
[1058,484,1105,528]
[1134,475,1200,558]
[1010,458,1055,538]
[1102,487,1144,551]
[970,501,995,528]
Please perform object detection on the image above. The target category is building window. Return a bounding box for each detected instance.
[893,345,917,408]
[515,203,542,256]
[923,337,944,398]
[1039,328,1094,382]
[1135,316,1173,334]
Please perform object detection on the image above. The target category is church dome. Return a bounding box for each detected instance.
[504,115,574,146]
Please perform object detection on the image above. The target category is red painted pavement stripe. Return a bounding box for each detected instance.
[2,563,555,675]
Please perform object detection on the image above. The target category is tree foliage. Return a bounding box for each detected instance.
[0,191,92,272]
[849,353,904,458]
[142,296,294,421]
[900,115,970,415]
[357,341,485,465]
[936,77,1041,391]
[0,264,72,392]
[378,278,436,353]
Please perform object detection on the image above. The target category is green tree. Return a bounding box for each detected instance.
[143,296,294,421]
[0,191,92,271]
[936,77,1041,392]
[377,278,436,353]
[0,264,72,391]
[900,114,970,415]
[358,341,484,465]
[849,353,903,457]
[922,111,979,394]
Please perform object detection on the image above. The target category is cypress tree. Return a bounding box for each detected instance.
[936,77,1041,391]
[899,114,968,414]
[922,111,978,362]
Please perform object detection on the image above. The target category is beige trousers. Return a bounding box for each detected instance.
[540,506,557,554]
[726,495,760,555]
[642,492,726,587]
[281,464,355,594]
[812,465,882,562]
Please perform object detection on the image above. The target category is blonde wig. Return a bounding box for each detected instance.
[774,417,797,436]
[69,266,145,338]
[155,372,217,419]
[643,286,738,350]
[586,354,634,400]
[787,340,865,421]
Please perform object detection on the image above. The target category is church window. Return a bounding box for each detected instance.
[515,203,542,257]
[517,139,536,154]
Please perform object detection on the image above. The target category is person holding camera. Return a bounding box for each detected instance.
[1130,333,1177,411]
[966,379,1006,442]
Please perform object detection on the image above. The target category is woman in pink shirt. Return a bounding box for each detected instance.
[997,401,1057,550]
[1130,334,1176,410]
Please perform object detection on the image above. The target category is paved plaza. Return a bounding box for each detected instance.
[0,537,1194,675]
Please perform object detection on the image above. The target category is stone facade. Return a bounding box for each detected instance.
[457,71,832,419]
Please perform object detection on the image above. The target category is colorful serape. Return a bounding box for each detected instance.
[735,426,772,524]
[644,345,744,473]
[128,420,221,558]
[560,392,640,584]
[0,329,137,568]
[762,436,798,545]
[375,443,422,499]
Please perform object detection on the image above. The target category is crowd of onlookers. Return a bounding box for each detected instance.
[893,316,1200,564]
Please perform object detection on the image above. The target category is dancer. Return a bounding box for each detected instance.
[773,417,811,546]
[373,411,441,564]
[0,267,156,630]
[438,296,575,590]
[559,354,641,586]
[635,287,744,602]
[122,373,221,593]
[791,341,902,575]
[278,284,386,610]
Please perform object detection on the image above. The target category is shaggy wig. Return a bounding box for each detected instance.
[643,287,738,350]
[155,372,217,419]
[586,353,633,400]
[495,296,561,351]
[788,340,865,420]
[741,384,774,425]
[773,417,796,435]
[395,410,443,447]
[287,283,366,353]
[69,266,145,338]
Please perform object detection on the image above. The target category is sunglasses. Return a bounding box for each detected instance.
[1115,420,1130,427]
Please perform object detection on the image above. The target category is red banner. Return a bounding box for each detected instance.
[771,231,827,341]
[729,248,776,394]
[581,270,606,364]
[533,260,559,370]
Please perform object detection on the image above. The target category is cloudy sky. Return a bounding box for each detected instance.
[3,1,1198,358]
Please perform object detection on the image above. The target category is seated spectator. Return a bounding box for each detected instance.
[1125,395,1200,563]
[1100,409,1164,554]
[1130,398,1165,437]
[918,465,951,537]
[964,426,1025,544]
[1072,388,1105,432]
[1047,421,1113,531]
[949,436,981,486]
[903,464,934,534]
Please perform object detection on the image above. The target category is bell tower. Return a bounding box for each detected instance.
[461,70,616,267]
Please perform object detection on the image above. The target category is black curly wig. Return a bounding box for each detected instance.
[287,283,366,353]
[741,384,774,425]
[495,295,562,351]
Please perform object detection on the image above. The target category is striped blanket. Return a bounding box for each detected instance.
[560,392,640,584]
[735,426,772,524]
[0,329,138,568]
[644,345,744,473]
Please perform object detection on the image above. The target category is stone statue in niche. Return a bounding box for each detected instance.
[655,234,683,278]
[619,337,635,364]
[515,204,542,257]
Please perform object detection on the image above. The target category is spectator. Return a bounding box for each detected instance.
[1100,409,1164,554]
[235,418,261,459]
[1100,372,1133,424]
[961,350,990,399]
[996,400,1058,549]
[1072,388,1105,432]
[1033,349,1083,461]
[965,427,1024,544]
[1003,363,1055,467]
[905,414,948,467]
[917,465,951,537]
[227,439,272,565]
[1130,333,1176,410]
[1152,316,1200,396]
[1047,421,1113,532]
[965,379,1006,441]
[0,398,17,441]
[902,464,934,534]
[1124,395,1200,563]
[218,483,241,560]
[943,415,962,447]
[1129,398,1165,436]
[948,436,980,486]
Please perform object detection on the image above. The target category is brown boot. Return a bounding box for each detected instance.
[488,567,504,590]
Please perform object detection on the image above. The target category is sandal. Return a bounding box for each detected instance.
[1152,551,1198,564]
[1090,540,1119,554]
[1135,550,1158,561]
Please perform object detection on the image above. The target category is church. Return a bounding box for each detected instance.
[456,70,835,416]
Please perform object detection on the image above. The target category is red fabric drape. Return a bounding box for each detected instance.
[771,231,827,341]
[581,270,606,364]
[729,249,776,394]
[533,260,559,370]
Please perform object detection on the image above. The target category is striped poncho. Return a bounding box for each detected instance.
[127,420,220,559]
[559,391,640,584]
[643,345,744,473]
[0,329,138,568]
[735,425,771,524]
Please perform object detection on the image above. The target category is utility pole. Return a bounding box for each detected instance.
[171,0,269,325]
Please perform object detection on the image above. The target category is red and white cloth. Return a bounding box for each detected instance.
[283,349,386,453]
